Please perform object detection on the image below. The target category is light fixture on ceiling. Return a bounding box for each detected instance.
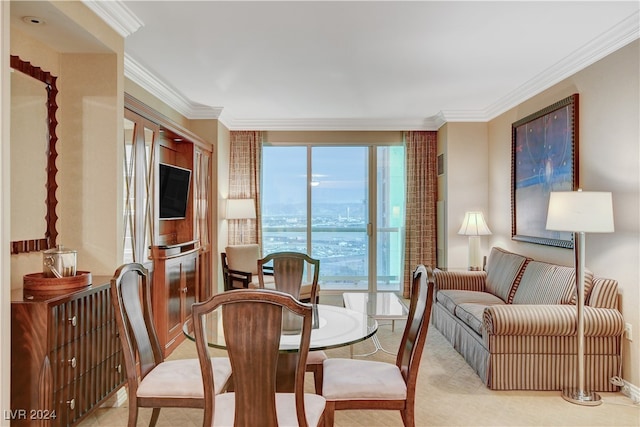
[22,16,46,26]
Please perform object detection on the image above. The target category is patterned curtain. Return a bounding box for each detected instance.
[229,131,262,246]
[403,131,438,297]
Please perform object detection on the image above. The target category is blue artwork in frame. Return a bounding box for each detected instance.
[511,94,578,248]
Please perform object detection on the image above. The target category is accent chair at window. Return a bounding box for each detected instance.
[221,244,274,291]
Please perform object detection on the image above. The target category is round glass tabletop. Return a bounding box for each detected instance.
[184,303,378,353]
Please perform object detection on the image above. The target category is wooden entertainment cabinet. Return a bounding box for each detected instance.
[128,94,214,357]
[150,240,199,356]
[10,278,126,427]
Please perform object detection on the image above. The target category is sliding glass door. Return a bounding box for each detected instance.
[262,144,405,292]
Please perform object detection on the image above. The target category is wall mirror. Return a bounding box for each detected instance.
[10,55,58,254]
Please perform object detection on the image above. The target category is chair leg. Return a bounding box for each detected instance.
[127,404,138,427]
[400,407,415,427]
[324,401,335,427]
[313,366,323,395]
[149,408,161,427]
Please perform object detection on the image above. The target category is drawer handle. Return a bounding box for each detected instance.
[115,364,122,374]
[68,316,77,327]
[68,357,77,368]
[182,287,188,294]
[67,399,75,410]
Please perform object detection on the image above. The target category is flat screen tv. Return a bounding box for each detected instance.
[159,163,192,220]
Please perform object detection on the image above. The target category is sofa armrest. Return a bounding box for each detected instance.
[432,268,487,292]
[483,304,624,337]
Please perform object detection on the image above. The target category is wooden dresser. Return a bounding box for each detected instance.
[10,277,126,426]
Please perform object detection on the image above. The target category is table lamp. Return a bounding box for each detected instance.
[458,211,492,270]
[546,189,614,406]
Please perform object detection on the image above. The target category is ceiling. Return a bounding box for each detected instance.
[12,1,640,131]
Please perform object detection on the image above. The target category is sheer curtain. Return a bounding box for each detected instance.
[403,131,437,297]
[228,131,262,246]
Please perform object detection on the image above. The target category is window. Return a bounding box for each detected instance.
[262,144,405,291]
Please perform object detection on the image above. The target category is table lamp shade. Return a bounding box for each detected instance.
[546,191,614,233]
[226,199,256,220]
[458,212,492,236]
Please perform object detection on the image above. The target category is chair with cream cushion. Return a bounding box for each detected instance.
[192,289,326,427]
[222,244,275,290]
[110,263,232,427]
[321,264,434,427]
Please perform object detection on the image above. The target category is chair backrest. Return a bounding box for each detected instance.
[225,244,261,275]
[257,252,320,300]
[110,263,163,396]
[192,289,313,427]
[395,264,434,400]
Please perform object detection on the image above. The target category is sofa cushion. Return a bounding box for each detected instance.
[512,261,594,305]
[485,247,530,303]
[588,278,619,309]
[437,289,505,315]
[455,303,487,335]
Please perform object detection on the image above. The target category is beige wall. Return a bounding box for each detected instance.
[439,122,490,268]
[58,53,121,275]
[484,40,639,385]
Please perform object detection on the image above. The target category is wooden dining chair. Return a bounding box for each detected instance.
[320,264,434,427]
[258,251,327,394]
[192,289,326,427]
[257,251,320,304]
[110,263,232,427]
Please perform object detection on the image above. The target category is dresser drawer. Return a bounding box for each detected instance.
[50,339,80,392]
[50,300,82,350]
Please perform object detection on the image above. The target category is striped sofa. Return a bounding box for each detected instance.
[430,247,624,391]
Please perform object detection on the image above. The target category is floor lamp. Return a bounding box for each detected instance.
[226,198,256,244]
[458,211,492,271]
[546,190,614,406]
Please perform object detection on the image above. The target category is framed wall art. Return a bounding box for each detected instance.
[511,93,578,248]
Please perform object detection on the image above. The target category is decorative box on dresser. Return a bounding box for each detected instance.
[10,277,126,426]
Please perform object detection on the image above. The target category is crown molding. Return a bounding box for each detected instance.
[124,54,223,119]
[442,11,639,124]
[82,0,143,37]
[218,116,442,131]
[482,10,640,120]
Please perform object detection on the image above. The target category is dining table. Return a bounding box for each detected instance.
[183,303,378,391]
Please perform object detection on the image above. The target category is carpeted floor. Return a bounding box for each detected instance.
[79,304,640,427]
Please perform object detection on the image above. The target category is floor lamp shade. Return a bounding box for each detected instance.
[546,190,614,406]
[546,191,614,233]
[226,199,256,220]
[458,212,492,270]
